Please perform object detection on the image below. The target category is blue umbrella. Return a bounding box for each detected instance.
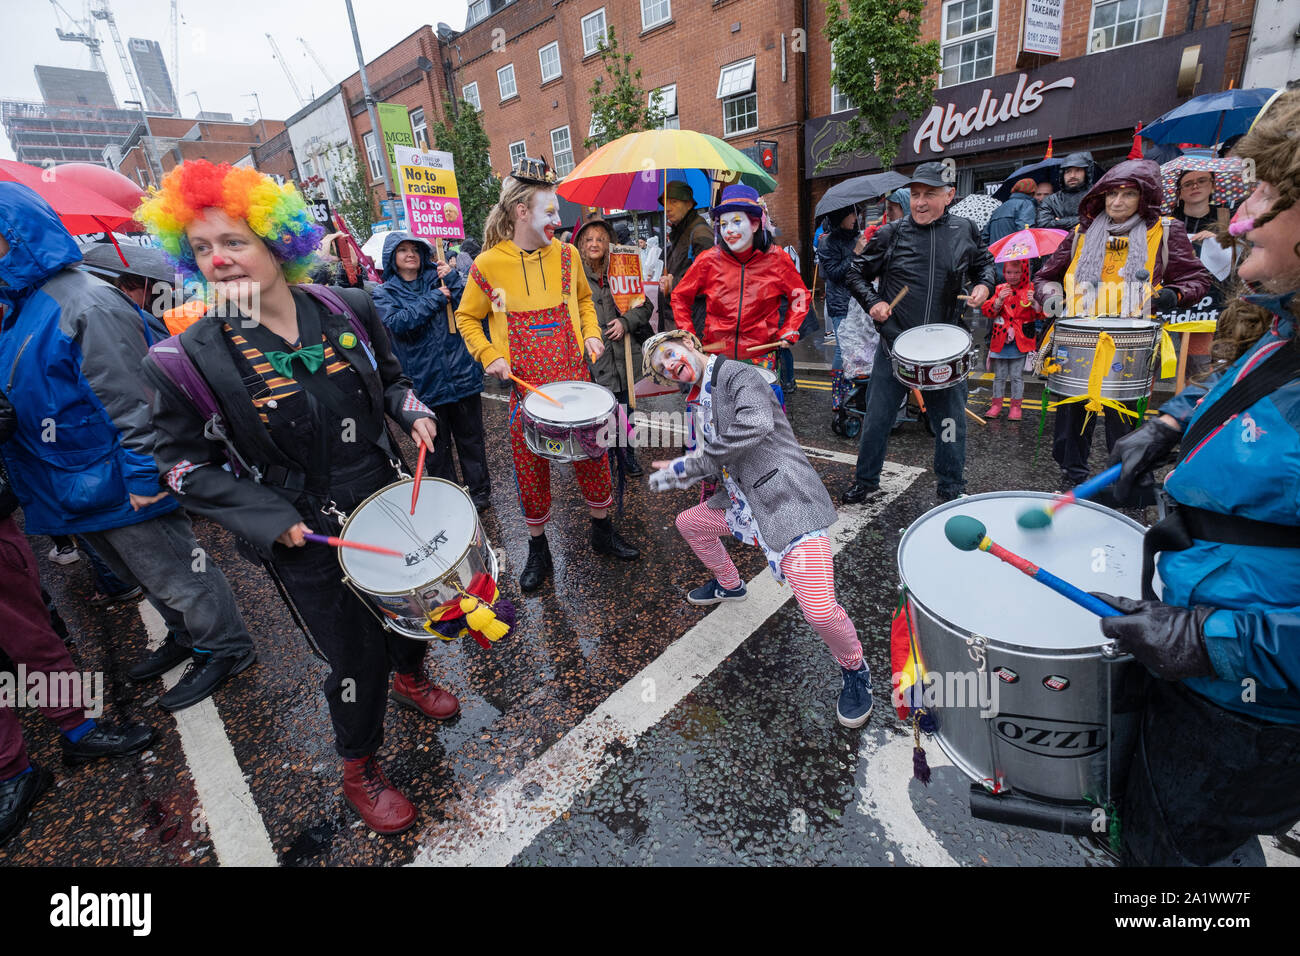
[992,158,1062,201]
[1142,88,1276,147]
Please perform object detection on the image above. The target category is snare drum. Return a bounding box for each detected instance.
[1047,317,1162,401]
[891,324,975,390]
[338,478,499,640]
[897,492,1155,803]
[521,380,616,462]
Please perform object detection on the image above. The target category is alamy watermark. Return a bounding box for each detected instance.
[0,664,103,718]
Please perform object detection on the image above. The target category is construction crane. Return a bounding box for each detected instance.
[90,0,143,106]
[49,0,107,74]
[299,37,332,86]
[170,1,180,107]
[266,33,309,107]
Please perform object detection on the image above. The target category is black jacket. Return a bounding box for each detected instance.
[660,207,715,333]
[141,286,429,557]
[843,213,996,345]
[817,226,859,317]
[582,259,654,396]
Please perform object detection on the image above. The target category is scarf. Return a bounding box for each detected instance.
[1073,213,1148,315]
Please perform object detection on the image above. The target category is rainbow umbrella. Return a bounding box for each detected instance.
[988,227,1069,263]
[557,129,776,211]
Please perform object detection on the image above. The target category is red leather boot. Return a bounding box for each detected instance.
[390,671,460,720]
[1008,399,1023,421]
[342,756,417,834]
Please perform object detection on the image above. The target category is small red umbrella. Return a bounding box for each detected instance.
[0,159,137,264]
[988,227,1069,263]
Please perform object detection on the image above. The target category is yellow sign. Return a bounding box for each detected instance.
[394,145,464,240]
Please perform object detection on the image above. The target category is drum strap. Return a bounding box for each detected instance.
[1140,343,1300,599]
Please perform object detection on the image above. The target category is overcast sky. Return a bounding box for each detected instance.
[2,0,469,160]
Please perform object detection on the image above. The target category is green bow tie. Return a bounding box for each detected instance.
[264,343,326,379]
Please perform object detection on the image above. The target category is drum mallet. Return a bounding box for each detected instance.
[943,515,1122,617]
[1016,463,1122,530]
[302,532,405,559]
[510,374,563,408]
[410,442,427,515]
[887,285,909,311]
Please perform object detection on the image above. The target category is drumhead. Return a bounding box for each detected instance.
[893,324,972,362]
[523,381,616,424]
[1057,317,1160,333]
[898,491,1157,652]
[340,478,479,593]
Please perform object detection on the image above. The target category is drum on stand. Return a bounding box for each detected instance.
[521,380,616,462]
[891,324,975,391]
[338,478,499,640]
[897,492,1154,805]
[1047,317,1162,401]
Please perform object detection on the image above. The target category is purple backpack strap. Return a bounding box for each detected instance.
[300,284,372,347]
[148,336,221,423]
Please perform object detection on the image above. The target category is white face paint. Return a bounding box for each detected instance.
[718,211,755,253]
[516,189,562,249]
[652,342,703,385]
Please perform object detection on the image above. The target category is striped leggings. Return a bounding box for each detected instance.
[674,502,863,669]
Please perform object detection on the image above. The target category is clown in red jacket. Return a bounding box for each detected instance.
[670,185,808,370]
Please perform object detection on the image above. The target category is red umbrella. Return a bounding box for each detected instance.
[988,227,1069,263]
[49,163,146,227]
[0,159,137,265]
[0,159,137,235]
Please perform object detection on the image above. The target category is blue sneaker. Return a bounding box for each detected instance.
[686,578,748,606]
[837,664,873,728]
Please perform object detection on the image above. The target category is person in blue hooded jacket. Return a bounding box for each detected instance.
[0,182,255,712]
[1093,89,1300,866]
[373,232,490,510]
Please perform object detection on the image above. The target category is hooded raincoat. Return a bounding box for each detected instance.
[0,182,176,535]
[372,232,478,408]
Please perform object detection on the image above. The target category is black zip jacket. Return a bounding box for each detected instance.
[843,212,995,346]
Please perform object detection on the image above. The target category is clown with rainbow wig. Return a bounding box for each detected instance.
[138,160,462,836]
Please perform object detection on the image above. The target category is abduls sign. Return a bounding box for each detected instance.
[914,75,1076,154]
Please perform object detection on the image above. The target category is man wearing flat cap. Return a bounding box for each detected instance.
[658,180,715,336]
[842,161,996,505]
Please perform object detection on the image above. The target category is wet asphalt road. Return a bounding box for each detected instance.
[3,343,1295,867]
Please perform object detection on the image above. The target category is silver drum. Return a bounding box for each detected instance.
[338,478,499,640]
[897,492,1156,804]
[521,380,616,462]
[1047,317,1162,401]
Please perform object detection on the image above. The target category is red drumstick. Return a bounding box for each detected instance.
[302,532,404,558]
[510,374,563,408]
[411,442,427,515]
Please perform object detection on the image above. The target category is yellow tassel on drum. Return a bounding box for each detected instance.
[461,597,510,643]
[1048,331,1139,426]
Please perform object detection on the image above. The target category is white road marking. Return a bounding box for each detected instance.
[410,461,927,866]
[855,731,960,866]
[138,603,278,867]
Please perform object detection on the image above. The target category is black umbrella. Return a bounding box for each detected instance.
[992,159,1062,201]
[79,242,177,284]
[815,171,909,218]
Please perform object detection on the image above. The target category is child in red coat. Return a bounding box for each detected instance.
[979,258,1042,420]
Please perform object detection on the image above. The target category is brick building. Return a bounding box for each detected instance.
[113,117,287,188]
[806,0,1261,211]
[318,0,1262,264]
[445,0,806,247]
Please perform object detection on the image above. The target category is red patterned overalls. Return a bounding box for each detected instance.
[470,245,613,526]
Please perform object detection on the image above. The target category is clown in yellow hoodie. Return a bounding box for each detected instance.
[455,168,640,594]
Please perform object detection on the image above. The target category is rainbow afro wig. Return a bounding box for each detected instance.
[135,160,325,283]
